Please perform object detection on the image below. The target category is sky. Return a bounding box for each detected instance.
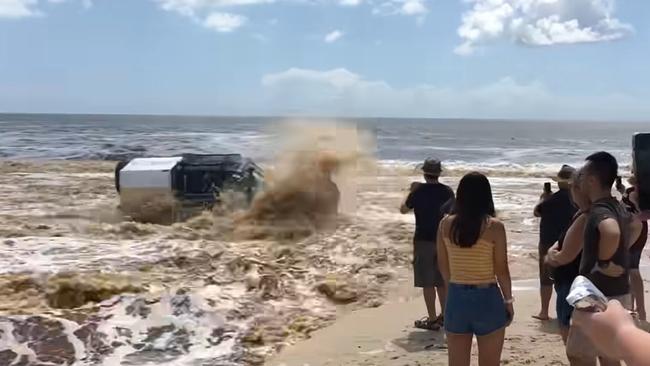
[0,0,649,120]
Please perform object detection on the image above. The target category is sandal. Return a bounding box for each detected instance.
[414,317,441,331]
[433,315,444,327]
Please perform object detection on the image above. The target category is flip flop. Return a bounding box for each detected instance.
[433,315,444,327]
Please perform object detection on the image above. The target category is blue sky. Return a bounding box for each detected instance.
[0,0,649,120]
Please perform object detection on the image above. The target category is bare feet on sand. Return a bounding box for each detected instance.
[532,313,550,321]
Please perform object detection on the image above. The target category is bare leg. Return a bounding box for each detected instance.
[436,285,447,316]
[477,327,505,366]
[598,357,621,366]
[534,285,552,320]
[560,326,569,345]
[566,326,597,366]
[423,287,437,319]
[447,332,473,366]
[568,356,597,366]
[630,270,646,320]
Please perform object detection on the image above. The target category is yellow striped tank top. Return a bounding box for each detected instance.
[444,235,496,285]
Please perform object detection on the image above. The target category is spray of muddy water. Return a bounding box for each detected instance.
[233,121,375,240]
[0,121,415,366]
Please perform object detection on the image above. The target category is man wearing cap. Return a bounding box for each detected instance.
[533,164,578,321]
[400,158,455,330]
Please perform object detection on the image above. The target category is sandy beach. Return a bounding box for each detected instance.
[271,276,650,366]
[3,0,650,362]
[270,278,568,366]
[0,150,646,365]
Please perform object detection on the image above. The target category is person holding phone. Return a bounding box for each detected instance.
[400,158,455,330]
[633,133,650,213]
[533,165,578,321]
[437,172,513,366]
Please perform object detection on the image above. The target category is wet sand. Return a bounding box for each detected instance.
[1,158,642,365]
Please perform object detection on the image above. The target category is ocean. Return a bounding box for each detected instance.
[0,113,647,366]
[1,113,645,173]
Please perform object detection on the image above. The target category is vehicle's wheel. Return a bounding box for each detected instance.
[114,160,128,192]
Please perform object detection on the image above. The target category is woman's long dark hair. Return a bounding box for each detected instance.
[451,172,496,247]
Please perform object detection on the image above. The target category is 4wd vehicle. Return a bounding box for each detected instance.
[115,154,264,222]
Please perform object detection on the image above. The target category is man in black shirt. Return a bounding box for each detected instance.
[566,152,631,366]
[533,165,578,321]
[401,158,454,330]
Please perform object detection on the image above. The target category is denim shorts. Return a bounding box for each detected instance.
[445,283,508,336]
[554,281,573,328]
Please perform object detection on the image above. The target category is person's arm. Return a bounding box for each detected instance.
[546,215,586,266]
[630,270,646,321]
[534,194,552,218]
[493,220,514,323]
[629,188,650,221]
[441,189,455,215]
[437,218,450,282]
[533,199,544,217]
[628,219,643,249]
[598,218,621,261]
[400,183,419,214]
[400,193,413,214]
[573,300,650,366]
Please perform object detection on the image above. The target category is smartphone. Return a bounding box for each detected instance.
[616,176,623,188]
[633,133,650,210]
[544,182,552,194]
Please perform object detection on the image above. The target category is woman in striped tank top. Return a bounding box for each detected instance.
[437,172,514,366]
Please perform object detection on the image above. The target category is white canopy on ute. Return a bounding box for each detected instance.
[119,157,182,189]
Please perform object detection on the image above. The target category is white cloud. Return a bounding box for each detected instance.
[456,0,633,55]
[0,0,39,18]
[339,0,362,6]
[157,0,275,16]
[0,0,90,19]
[399,0,426,15]
[263,68,378,88]
[260,67,650,120]
[156,0,251,33]
[324,30,344,43]
[156,0,427,29]
[202,11,247,32]
[372,0,428,18]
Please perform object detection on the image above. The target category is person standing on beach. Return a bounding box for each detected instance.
[566,152,631,366]
[545,170,588,344]
[437,172,513,366]
[622,181,648,321]
[400,158,454,331]
[533,165,578,321]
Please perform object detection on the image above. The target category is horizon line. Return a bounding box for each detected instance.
[0,112,648,124]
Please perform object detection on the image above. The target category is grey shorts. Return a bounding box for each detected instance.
[413,241,444,288]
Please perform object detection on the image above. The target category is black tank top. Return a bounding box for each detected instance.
[630,221,648,252]
[553,213,582,285]
[579,197,630,297]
